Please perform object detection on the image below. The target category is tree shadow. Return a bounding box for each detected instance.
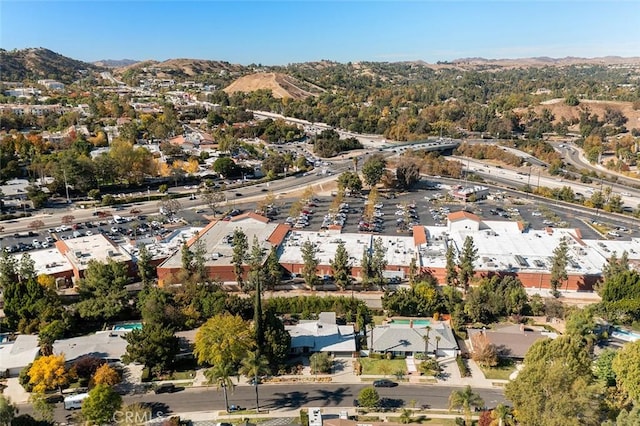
[316,387,352,406]
[267,390,310,409]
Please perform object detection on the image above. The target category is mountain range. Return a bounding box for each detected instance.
[3,47,640,86]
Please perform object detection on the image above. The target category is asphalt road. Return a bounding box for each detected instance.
[22,383,507,422]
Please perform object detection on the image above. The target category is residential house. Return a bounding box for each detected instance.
[467,324,557,360]
[371,319,459,358]
[0,335,40,377]
[286,312,356,357]
[53,330,129,363]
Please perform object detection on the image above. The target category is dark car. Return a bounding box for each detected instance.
[154,383,176,394]
[373,379,398,388]
[235,192,243,197]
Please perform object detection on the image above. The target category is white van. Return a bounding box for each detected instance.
[64,392,89,410]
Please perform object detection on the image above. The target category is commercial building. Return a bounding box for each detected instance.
[156,212,290,286]
[55,234,134,280]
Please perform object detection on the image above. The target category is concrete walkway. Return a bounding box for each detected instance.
[2,378,31,405]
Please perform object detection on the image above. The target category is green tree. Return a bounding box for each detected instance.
[448,385,484,426]
[262,308,291,370]
[265,246,283,290]
[212,157,239,177]
[38,320,65,356]
[445,243,457,286]
[231,229,249,288]
[358,387,380,410]
[370,237,388,289]
[239,351,271,413]
[301,239,319,289]
[337,171,363,194]
[613,340,640,402]
[76,259,129,322]
[247,236,266,294]
[457,236,477,293]
[505,335,601,426]
[594,348,618,387]
[408,257,418,287]
[81,384,122,425]
[602,251,629,283]
[330,241,352,290]
[122,323,179,377]
[549,239,569,297]
[310,352,332,374]
[181,241,195,272]
[205,361,235,412]
[491,404,515,426]
[564,307,597,348]
[361,154,387,187]
[194,314,254,367]
[137,286,176,327]
[360,247,373,290]
[0,395,18,425]
[137,245,154,286]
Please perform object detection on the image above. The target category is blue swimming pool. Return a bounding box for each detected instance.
[612,328,640,342]
[113,322,143,331]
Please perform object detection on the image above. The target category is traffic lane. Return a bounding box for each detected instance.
[33,383,507,422]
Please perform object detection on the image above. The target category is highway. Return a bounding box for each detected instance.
[20,383,507,423]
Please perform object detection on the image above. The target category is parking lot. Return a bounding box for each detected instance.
[0,211,183,254]
[227,182,634,242]
[1,182,634,256]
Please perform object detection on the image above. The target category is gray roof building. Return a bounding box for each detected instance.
[53,330,129,363]
[467,324,557,359]
[286,312,356,355]
[371,319,459,357]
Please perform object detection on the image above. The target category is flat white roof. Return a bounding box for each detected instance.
[122,226,203,261]
[62,234,132,270]
[419,223,605,275]
[161,217,279,268]
[278,231,416,267]
[14,248,73,275]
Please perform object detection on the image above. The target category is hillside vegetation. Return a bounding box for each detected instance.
[0,48,101,83]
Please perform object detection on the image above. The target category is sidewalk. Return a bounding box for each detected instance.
[164,406,478,424]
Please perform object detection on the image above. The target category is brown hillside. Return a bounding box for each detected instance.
[516,99,640,131]
[224,72,318,99]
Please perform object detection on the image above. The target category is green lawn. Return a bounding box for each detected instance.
[479,359,516,380]
[360,358,407,375]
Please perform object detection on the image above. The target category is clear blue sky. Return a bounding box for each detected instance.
[2,1,639,65]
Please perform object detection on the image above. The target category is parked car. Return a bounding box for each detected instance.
[373,379,398,388]
[154,383,176,394]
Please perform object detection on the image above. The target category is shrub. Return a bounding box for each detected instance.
[386,352,393,360]
[300,409,309,426]
[141,367,151,382]
[456,355,471,377]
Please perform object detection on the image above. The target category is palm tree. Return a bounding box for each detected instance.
[448,385,484,426]
[239,351,271,413]
[399,408,413,424]
[435,335,441,358]
[423,326,431,355]
[491,403,514,426]
[205,362,235,412]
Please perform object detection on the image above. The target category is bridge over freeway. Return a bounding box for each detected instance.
[382,138,461,155]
